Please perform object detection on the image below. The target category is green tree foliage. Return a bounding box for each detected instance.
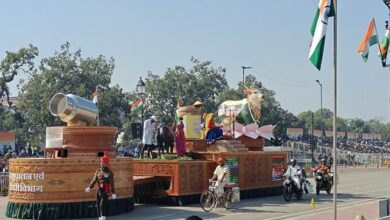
[0,45,38,143]
[0,45,38,105]
[17,43,130,147]
[141,58,228,124]
[298,109,349,133]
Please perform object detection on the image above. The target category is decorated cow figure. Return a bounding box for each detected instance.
[218,88,263,125]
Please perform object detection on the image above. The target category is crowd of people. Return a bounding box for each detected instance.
[289,134,390,154]
[0,144,44,173]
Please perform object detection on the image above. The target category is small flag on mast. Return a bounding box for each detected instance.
[380,28,390,63]
[358,19,379,62]
[92,87,99,104]
[130,98,143,113]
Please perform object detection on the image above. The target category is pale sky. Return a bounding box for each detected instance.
[1,0,390,122]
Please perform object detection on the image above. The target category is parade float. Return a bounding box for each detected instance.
[133,87,287,205]
[6,93,134,219]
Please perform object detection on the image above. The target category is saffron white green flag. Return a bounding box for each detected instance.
[309,0,334,70]
[379,29,390,63]
[130,98,143,113]
[358,19,379,62]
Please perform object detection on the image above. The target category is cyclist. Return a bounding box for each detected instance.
[211,157,230,196]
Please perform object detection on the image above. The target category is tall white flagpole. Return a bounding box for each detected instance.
[333,0,338,219]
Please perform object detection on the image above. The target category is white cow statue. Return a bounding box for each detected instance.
[218,88,263,125]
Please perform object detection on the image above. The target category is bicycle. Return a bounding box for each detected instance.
[200,180,239,212]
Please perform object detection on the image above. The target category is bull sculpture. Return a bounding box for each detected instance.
[218,88,263,125]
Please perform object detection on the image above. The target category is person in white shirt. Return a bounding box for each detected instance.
[283,158,301,190]
[140,115,157,158]
[211,157,230,195]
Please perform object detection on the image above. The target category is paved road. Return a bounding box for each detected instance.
[1,167,389,220]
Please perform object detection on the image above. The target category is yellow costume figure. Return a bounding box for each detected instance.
[201,113,215,139]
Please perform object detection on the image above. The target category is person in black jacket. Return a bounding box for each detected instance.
[85,152,117,220]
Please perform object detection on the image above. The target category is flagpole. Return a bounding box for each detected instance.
[96,86,100,126]
[333,0,338,219]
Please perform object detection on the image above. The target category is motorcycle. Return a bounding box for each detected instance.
[314,170,333,195]
[282,169,303,202]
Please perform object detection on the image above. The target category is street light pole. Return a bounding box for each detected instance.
[316,80,323,140]
[311,111,315,167]
[241,66,252,87]
[136,77,146,140]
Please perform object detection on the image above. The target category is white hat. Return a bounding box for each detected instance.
[151,115,157,122]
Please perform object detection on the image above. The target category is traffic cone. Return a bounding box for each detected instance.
[310,198,315,209]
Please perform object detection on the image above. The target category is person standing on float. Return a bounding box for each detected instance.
[175,117,186,156]
[140,115,157,158]
[85,152,117,220]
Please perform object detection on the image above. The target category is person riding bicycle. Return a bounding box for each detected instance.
[283,158,301,190]
[211,157,230,196]
[314,159,331,182]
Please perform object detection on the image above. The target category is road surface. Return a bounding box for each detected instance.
[1,167,388,220]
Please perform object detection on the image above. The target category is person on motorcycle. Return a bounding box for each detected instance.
[314,159,331,181]
[211,157,230,196]
[283,158,301,190]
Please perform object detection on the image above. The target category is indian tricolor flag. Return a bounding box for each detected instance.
[358,19,379,62]
[130,98,143,113]
[309,0,334,70]
[380,28,389,62]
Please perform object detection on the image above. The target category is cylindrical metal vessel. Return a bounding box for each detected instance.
[49,93,98,124]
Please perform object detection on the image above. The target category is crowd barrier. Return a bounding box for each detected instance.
[0,172,8,196]
[285,141,390,167]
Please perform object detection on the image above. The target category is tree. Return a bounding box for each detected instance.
[0,44,38,106]
[17,43,130,147]
[142,58,228,124]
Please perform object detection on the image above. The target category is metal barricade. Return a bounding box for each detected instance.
[0,172,9,196]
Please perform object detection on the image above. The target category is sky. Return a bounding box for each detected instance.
[1,0,390,122]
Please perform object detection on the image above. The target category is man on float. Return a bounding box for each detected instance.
[140,115,158,159]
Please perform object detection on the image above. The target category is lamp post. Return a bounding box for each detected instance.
[316,80,323,141]
[311,111,315,167]
[136,77,146,140]
[241,66,252,87]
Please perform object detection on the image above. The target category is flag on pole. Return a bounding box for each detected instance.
[92,87,99,104]
[309,0,335,70]
[380,29,390,62]
[358,19,379,62]
[130,98,143,113]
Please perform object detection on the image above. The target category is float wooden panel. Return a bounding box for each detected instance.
[208,152,286,189]
[133,152,286,196]
[133,160,214,196]
[237,136,264,151]
[8,158,133,203]
[46,126,117,152]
